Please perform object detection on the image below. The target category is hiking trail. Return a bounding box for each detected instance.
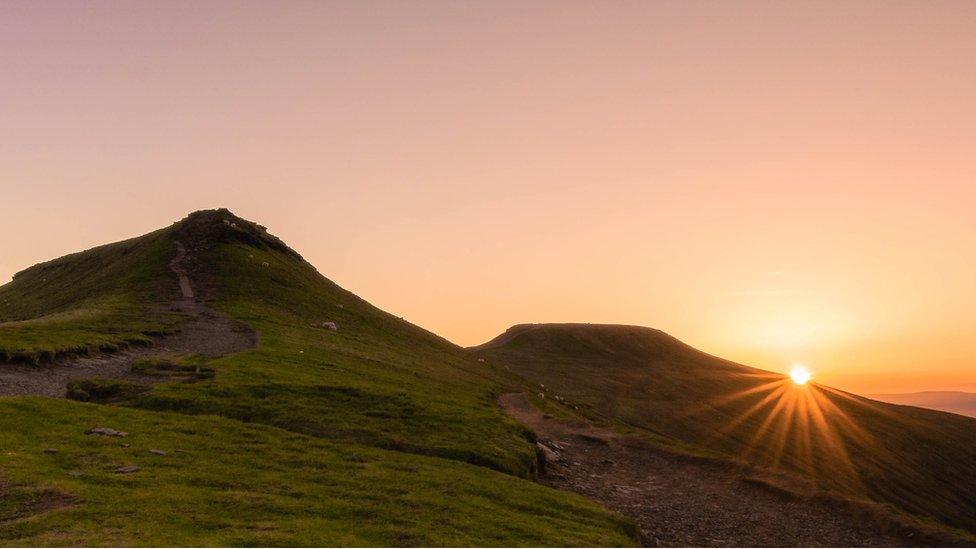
[499,392,965,547]
[0,241,256,398]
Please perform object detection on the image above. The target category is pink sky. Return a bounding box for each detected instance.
[1,1,974,394]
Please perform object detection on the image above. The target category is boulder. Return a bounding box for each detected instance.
[536,442,560,468]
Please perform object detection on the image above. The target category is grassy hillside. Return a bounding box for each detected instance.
[0,211,638,545]
[473,323,976,535]
[0,398,633,546]
[126,210,540,476]
[0,229,180,364]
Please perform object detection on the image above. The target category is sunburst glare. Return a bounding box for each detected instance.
[701,366,878,495]
[790,366,812,385]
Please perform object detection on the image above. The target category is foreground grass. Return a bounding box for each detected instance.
[0,398,635,546]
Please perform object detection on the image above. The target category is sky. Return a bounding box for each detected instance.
[1,1,974,394]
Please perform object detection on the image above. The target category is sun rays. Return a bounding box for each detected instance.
[706,373,872,493]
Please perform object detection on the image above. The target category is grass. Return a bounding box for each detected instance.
[130,222,543,477]
[130,357,215,380]
[0,229,180,364]
[0,210,638,545]
[474,323,976,535]
[65,379,150,403]
[0,398,635,546]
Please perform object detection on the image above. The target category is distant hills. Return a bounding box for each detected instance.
[868,391,976,418]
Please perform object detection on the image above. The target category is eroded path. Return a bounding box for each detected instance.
[0,241,256,398]
[500,393,964,548]
[170,240,196,300]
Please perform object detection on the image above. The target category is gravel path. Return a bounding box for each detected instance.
[499,393,967,547]
[0,241,256,398]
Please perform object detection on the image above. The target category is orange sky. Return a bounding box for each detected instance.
[1,1,974,394]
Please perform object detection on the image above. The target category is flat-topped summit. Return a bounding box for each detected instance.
[471,323,713,363]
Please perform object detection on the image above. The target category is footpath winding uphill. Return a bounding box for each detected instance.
[0,241,256,398]
[499,393,967,548]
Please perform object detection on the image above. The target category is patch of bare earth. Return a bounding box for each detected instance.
[0,241,257,398]
[0,479,75,526]
[499,392,971,548]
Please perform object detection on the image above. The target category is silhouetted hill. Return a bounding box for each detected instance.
[474,323,976,535]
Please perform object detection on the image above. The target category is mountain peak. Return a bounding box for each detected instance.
[173,208,302,261]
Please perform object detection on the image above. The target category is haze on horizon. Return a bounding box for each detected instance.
[1,1,974,395]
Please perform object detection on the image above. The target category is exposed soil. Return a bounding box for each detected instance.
[499,393,970,548]
[0,241,257,398]
[0,478,76,525]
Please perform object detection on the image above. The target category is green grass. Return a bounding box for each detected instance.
[0,229,180,364]
[2,211,539,478]
[65,379,150,403]
[474,323,976,535]
[0,398,634,546]
[0,210,637,545]
[131,357,215,380]
[131,227,542,477]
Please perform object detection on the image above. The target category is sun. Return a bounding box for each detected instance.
[790,365,812,385]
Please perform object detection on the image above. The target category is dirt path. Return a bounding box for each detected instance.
[500,393,963,548]
[170,240,195,300]
[0,241,256,398]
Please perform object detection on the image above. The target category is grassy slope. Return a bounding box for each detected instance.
[0,398,632,547]
[473,323,976,535]
[0,211,636,545]
[134,212,541,476]
[0,229,180,363]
